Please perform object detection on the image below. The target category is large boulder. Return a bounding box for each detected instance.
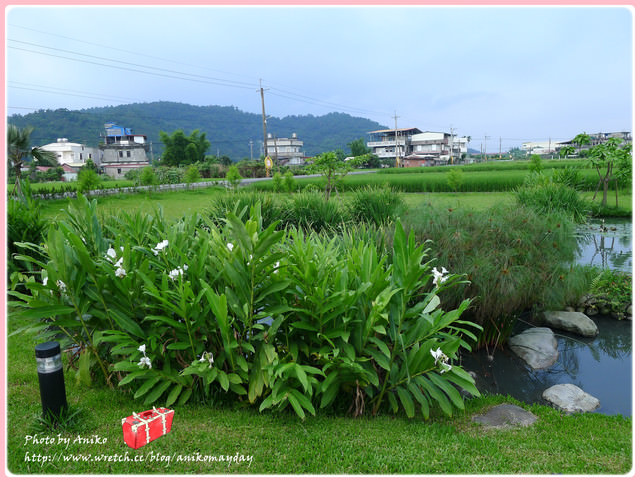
[508,327,558,369]
[472,404,538,429]
[541,311,599,337]
[542,384,600,414]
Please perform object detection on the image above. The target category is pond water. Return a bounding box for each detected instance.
[574,218,633,273]
[462,315,632,417]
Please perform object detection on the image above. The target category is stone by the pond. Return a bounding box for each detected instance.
[541,311,599,337]
[472,403,538,429]
[542,384,600,414]
[508,327,558,369]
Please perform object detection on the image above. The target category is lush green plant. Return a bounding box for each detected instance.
[208,191,284,228]
[283,170,295,193]
[584,136,632,206]
[271,172,284,192]
[226,165,242,189]
[551,165,585,190]
[406,204,577,347]
[282,191,347,232]
[589,268,632,317]
[139,166,157,186]
[446,168,463,192]
[155,166,184,184]
[11,197,480,421]
[307,151,354,200]
[528,154,543,173]
[77,168,102,194]
[515,173,589,223]
[349,186,406,226]
[8,180,48,288]
[183,165,201,184]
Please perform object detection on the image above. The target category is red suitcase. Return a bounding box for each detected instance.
[122,407,174,449]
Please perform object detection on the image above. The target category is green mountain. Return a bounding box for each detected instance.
[8,101,388,161]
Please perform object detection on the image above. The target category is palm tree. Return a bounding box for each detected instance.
[7,124,56,194]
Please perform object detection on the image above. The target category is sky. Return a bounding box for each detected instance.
[4,4,634,152]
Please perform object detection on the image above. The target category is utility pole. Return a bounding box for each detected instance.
[258,79,269,158]
[483,135,490,162]
[499,137,502,159]
[273,133,279,165]
[394,111,400,168]
[249,139,253,160]
[449,125,456,164]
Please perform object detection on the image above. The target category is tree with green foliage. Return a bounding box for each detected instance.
[308,151,354,200]
[77,167,101,194]
[348,138,370,157]
[159,129,211,166]
[283,170,295,192]
[183,165,201,185]
[139,166,157,186]
[7,124,56,194]
[528,154,543,173]
[225,164,242,189]
[588,137,632,207]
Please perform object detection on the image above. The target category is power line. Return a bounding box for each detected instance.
[8,23,259,84]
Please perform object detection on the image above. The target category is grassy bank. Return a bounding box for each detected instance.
[6,314,632,475]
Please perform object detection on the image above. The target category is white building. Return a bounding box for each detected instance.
[521,140,563,156]
[367,128,469,166]
[39,138,99,169]
[266,133,305,166]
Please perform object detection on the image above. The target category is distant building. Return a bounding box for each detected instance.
[39,138,99,169]
[556,131,632,154]
[521,140,563,156]
[367,128,468,165]
[99,122,151,178]
[35,164,78,182]
[266,133,305,166]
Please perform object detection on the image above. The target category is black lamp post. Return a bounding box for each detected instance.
[35,341,68,419]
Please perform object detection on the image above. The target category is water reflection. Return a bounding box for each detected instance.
[462,316,632,416]
[574,218,632,272]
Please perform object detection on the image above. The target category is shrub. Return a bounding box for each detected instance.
[283,170,295,193]
[77,168,101,193]
[349,186,406,226]
[11,197,480,421]
[208,191,284,228]
[282,191,348,232]
[406,204,578,347]
[515,174,589,223]
[272,172,284,192]
[528,154,543,173]
[139,166,157,186]
[7,180,48,288]
[446,168,463,192]
[225,165,242,189]
[183,165,201,185]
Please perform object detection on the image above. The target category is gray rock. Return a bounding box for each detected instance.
[586,306,599,316]
[541,311,599,337]
[472,403,538,429]
[508,327,558,369]
[542,384,600,414]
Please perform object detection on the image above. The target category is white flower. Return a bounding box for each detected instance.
[56,280,67,293]
[199,351,214,368]
[115,267,127,278]
[137,356,152,369]
[152,240,169,255]
[106,247,116,259]
[430,347,452,373]
[226,242,234,251]
[274,261,280,273]
[168,266,185,281]
[432,267,450,287]
[42,276,48,286]
[114,257,124,268]
[120,246,124,252]
[138,344,146,354]
[183,264,188,271]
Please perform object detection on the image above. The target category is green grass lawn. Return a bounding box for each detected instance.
[6,312,632,475]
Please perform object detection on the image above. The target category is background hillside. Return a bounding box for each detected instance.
[8,102,388,161]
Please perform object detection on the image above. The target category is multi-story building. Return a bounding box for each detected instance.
[266,132,305,166]
[39,138,99,169]
[99,122,151,178]
[556,131,632,154]
[367,128,468,166]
